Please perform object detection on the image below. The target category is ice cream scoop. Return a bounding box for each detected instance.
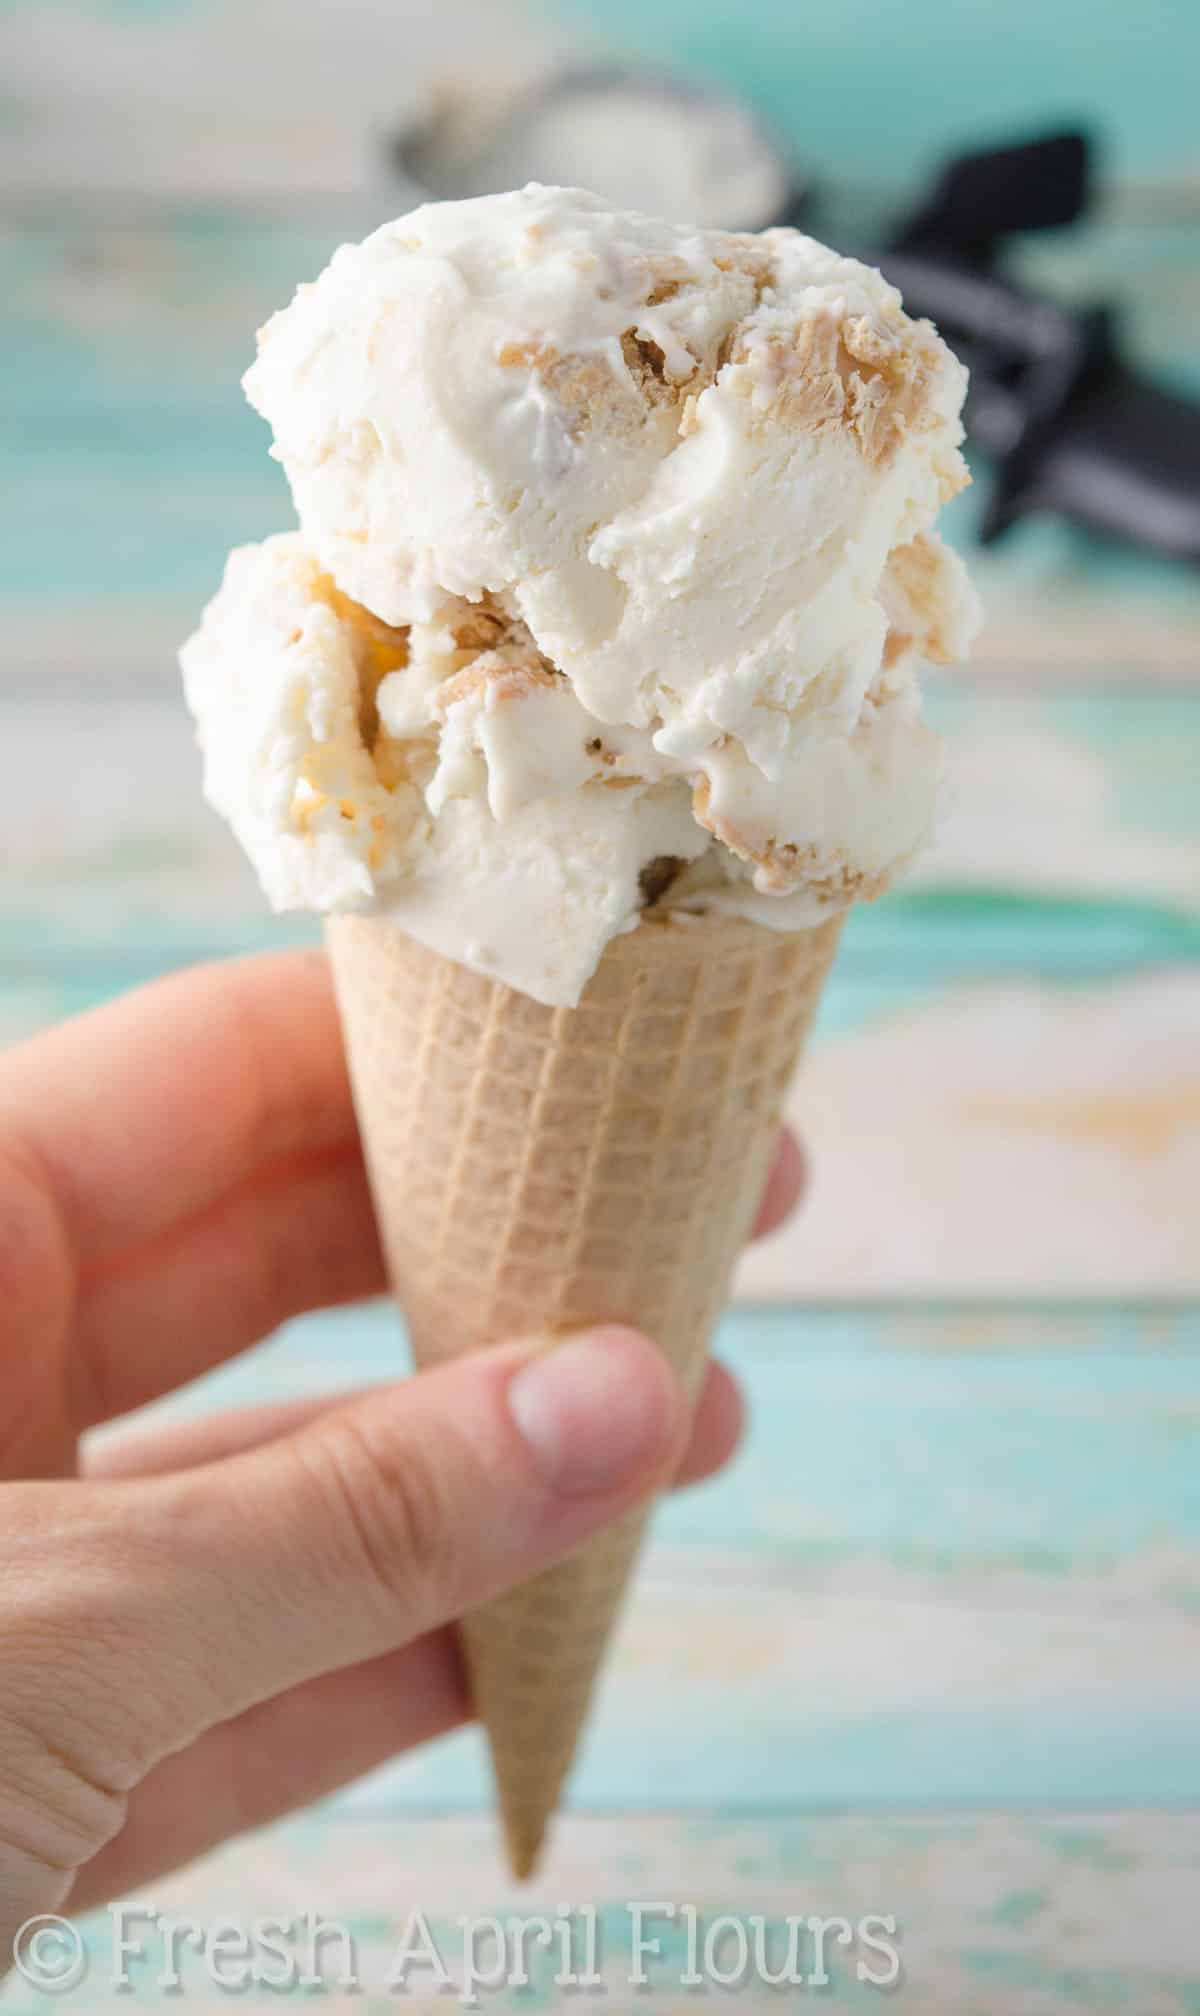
[183,186,978,1003]
[386,65,803,232]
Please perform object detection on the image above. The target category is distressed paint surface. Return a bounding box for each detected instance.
[82,1301,1200,1815]
[2,2,1199,2004]
[4,686,1198,1293]
[551,0,1200,188]
[5,1815,1200,2013]
[5,205,1200,664]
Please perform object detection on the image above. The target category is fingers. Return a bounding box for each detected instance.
[7,1329,690,1833]
[0,946,375,1427]
[68,1634,467,1913]
[73,1145,384,1427]
[0,945,353,1264]
[0,935,802,1429]
[751,1126,806,1240]
[84,1393,343,1478]
[87,1358,746,1490]
[672,1358,745,1487]
[66,1120,800,1429]
[67,1349,745,1908]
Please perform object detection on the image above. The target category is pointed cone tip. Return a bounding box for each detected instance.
[503,1810,549,1883]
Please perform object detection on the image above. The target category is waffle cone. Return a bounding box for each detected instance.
[326,909,841,1876]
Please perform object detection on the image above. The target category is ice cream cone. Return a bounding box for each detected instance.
[326,908,841,1876]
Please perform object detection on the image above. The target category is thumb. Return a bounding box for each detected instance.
[1,1327,688,1831]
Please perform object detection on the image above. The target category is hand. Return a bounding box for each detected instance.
[0,948,806,1941]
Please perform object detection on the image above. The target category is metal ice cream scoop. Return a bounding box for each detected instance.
[383,74,1200,566]
[383,62,807,233]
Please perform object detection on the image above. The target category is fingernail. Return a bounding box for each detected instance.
[508,1327,678,1496]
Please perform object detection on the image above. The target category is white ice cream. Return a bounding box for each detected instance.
[184,186,979,1006]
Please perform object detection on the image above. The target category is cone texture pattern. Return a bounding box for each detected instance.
[326,911,840,1875]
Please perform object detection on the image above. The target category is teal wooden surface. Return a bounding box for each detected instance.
[551,0,1200,186]
[5,679,1198,1299]
[5,1813,1200,2013]
[1,2,1199,2004]
[6,205,1200,644]
[88,1301,1200,1817]
[4,687,1200,941]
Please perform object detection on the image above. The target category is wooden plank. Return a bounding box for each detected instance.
[83,1303,1200,1813]
[553,0,1200,198]
[3,683,1198,1293]
[4,0,1200,204]
[4,690,1199,933]
[8,961,1200,1303]
[14,1814,1197,2013]
[0,0,548,198]
[751,964,1200,1300]
[4,203,1200,673]
[919,688,1200,913]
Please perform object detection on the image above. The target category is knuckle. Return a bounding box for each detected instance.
[0,1133,75,1358]
[300,1410,458,1620]
[0,1498,193,1793]
[0,1692,129,1881]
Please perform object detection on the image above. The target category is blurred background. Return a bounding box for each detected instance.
[2,2,1199,2008]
